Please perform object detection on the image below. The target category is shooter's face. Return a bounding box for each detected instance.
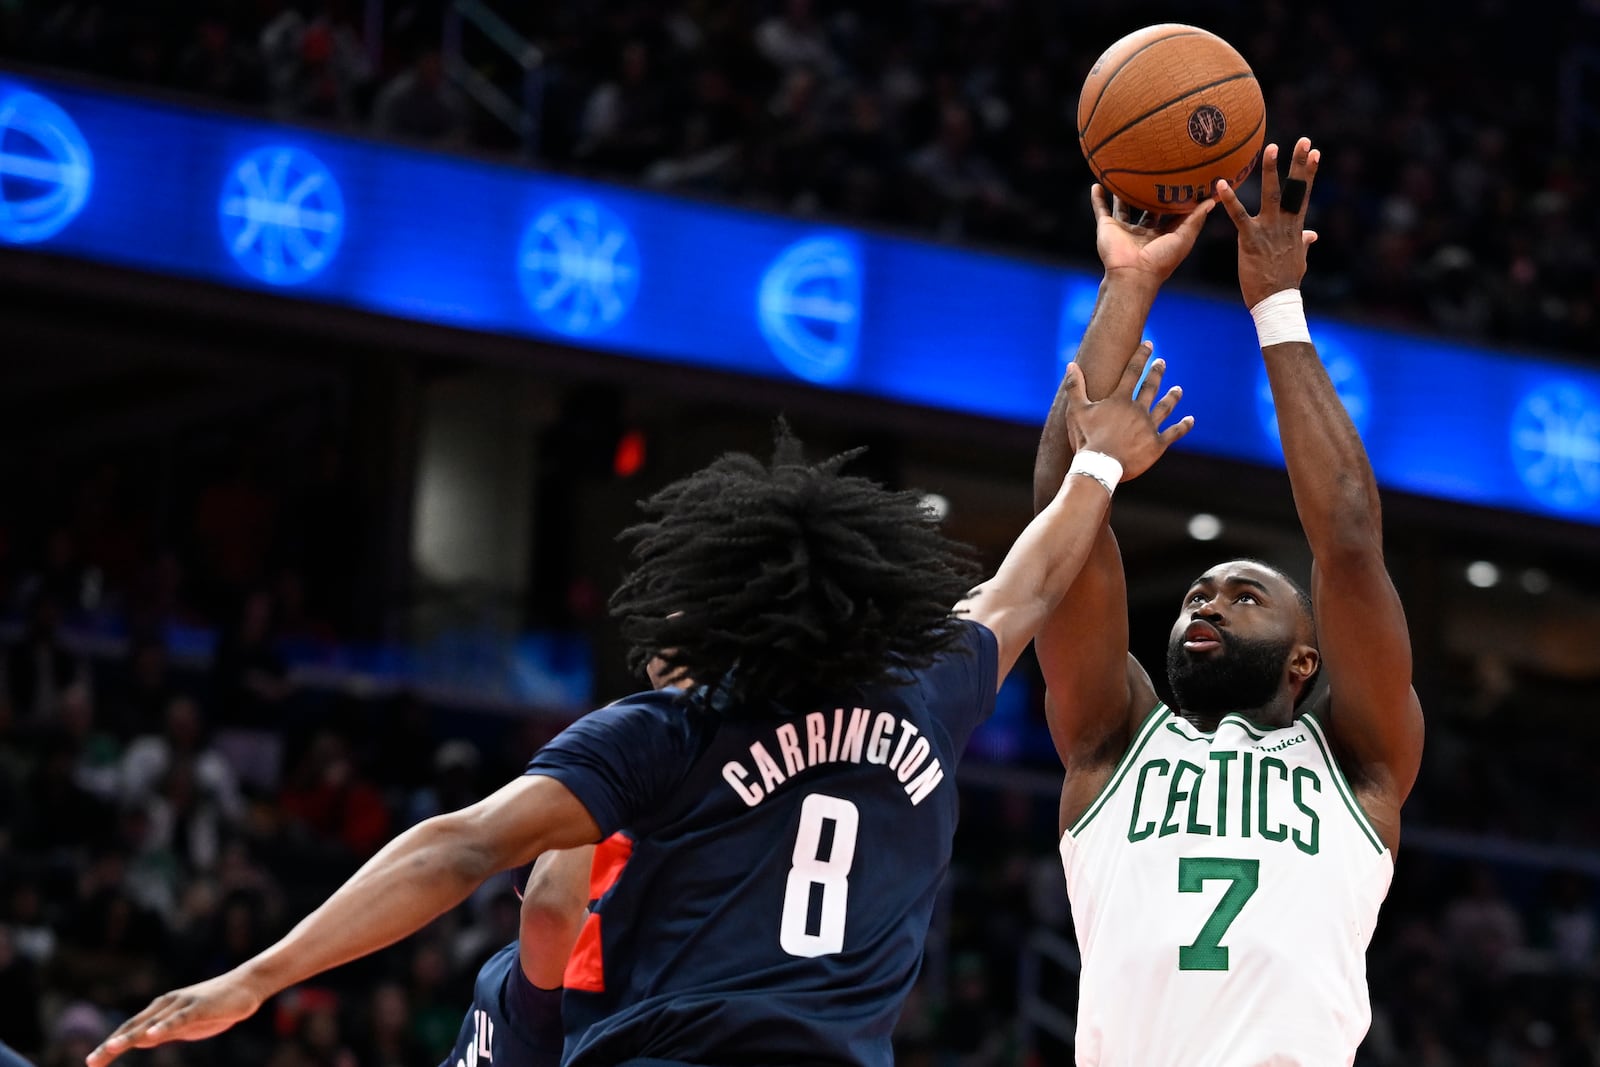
[1165,560,1311,716]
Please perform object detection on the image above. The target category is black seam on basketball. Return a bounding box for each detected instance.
[1084,71,1257,156]
[1078,30,1206,140]
[1094,112,1266,176]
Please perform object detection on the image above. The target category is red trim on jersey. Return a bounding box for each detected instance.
[586,833,634,901]
[564,832,635,993]
[564,915,607,993]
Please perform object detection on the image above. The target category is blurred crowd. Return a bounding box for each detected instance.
[0,423,363,650]
[0,634,563,1067]
[2,0,1599,357]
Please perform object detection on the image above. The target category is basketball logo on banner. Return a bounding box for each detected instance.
[219,146,345,285]
[758,236,862,384]
[1510,382,1600,512]
[517,199,640,336]
[0,89,93,244]
[1256,334,1371,451]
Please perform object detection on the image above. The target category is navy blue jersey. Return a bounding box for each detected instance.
[527,620,998,1067]
[440,942,565,1067]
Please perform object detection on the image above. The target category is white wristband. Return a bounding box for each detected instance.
[1250,289,1312,348]
[1068,450,1123,497]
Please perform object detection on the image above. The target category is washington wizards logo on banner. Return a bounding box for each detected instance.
[758,236,863,384]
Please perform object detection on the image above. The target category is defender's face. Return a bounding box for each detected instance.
[647,649,693,691]
[646,653,676,690]
[647,612,692,691]
[1166,561,1304,715]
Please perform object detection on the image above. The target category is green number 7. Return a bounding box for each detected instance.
[1178,857,1260,971]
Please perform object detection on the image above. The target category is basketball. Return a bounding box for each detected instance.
[1077,24,1266,216]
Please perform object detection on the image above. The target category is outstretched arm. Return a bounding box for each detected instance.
[1033,191,1213,765]
[519,845,596,989]
[88,775,601,1066]
[960,344,1192,684]
[1216,140,1424,837]
[1038,190,1215,468]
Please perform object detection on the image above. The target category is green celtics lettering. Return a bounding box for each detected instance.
[1126,741,1321,856]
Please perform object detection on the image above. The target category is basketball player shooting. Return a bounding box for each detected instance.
[1034,138,1424,1065]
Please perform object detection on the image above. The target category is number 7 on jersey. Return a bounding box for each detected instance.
[1178,857,1259,971]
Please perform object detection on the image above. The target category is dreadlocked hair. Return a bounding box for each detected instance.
[609,424,983,716]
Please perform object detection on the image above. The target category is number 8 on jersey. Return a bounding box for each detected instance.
[781,794,860,958]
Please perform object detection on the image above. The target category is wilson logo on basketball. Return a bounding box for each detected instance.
[1187,105,1226,147]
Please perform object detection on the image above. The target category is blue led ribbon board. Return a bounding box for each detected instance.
[3,69,1599,527]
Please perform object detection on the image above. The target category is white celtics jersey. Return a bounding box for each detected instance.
[1060,704,1393,1067]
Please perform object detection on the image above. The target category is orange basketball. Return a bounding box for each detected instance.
[1077,24,1266,215]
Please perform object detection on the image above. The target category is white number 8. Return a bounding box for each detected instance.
[780,793,860,958]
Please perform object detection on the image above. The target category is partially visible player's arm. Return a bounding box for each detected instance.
[519,845,596,989]
[88,775,601,1067]
[959,345,1192,684]
[1032,190,1213,762]
[1217,139,1423,813]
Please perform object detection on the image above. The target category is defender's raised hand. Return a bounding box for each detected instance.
[1091,184,1215,288]
[1062,341,1192,480]
[1214,137,1321,307]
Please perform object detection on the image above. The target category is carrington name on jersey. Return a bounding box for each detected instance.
[721,707,948,808]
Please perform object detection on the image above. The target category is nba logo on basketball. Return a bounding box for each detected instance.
[1187,105,1226,147]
